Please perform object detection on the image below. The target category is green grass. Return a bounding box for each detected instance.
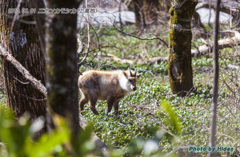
[1,25,240,156]
[79,25,240,156]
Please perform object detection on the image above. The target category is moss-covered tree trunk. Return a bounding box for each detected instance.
[46,0,81,136]
[0,0,47,136]
[168,0,197,96]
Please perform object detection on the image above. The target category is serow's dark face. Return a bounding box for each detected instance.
[128,70,141,91]
[128,77,137,91]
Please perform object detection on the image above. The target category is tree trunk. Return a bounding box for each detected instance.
[143,0,160,25]
[0,0,47,136]
[168,0,197,96]
[164,0,171,12]
[208,0,221,157]
[133,0,145,34]
[45,0,81,137]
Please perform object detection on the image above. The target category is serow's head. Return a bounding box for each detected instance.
[124,69,141,91]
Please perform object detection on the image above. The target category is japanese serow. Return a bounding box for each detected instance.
[78,69,141,115]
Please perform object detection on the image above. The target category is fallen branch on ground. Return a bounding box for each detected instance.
[98,53,168,65]
[99,31,240,64]
[98,53,136,64]
[196,2,239,16]
[147,56,168,64]
[228,64,240,70]
[191,31,240,57]
[79,115,109,157]
[99,30,240,63]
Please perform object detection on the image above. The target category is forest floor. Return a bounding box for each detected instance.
[79,25,240,156]
[0,24,240,156]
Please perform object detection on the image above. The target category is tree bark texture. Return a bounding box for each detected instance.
[133,0,145,33]
[164,0,171,12]
[0,0,47,135]
[208,0,221,157]
[46,0,81,136]
[168,0,197,96]
[143,0,160,25]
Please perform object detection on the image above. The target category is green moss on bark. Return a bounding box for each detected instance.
[168,0,198,96]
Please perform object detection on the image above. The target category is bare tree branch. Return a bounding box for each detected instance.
[78,3,91,67]
[113,24,168,47]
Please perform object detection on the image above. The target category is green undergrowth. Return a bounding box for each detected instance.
[0,25,240,156]
[79,25,240,156]
[80,57,240,156]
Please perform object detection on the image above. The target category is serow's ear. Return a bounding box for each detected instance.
[123,71,128,78]
[136,73,141,79]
